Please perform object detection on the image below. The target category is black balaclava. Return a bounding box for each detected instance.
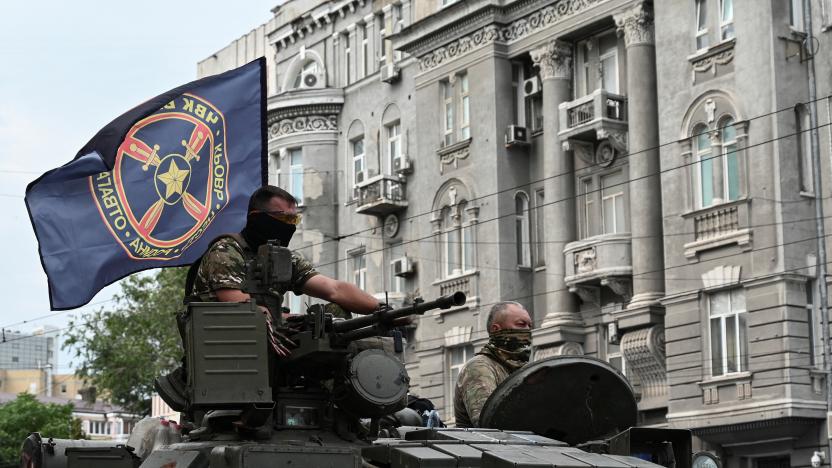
[241,212,297,248]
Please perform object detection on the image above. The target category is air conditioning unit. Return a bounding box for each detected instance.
[505,125,529,147]
[523,76,541,97]
[301,73,318,88]
[380,64,401,83]
[393,256,415,277]
[393,156,412,175]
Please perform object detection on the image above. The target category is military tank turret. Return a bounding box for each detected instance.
[19,242,691,468]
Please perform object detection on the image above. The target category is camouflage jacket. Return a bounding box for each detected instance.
[189,236,318,307]
[453,353,512,428]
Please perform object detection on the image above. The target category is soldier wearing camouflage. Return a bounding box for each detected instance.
[189,236,318,307]
[454,302,532,427]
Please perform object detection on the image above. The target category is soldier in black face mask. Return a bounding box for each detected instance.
[157,186,383,412]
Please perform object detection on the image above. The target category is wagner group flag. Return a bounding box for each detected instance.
[25,58,267,310]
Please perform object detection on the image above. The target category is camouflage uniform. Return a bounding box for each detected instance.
[453,353,512,428]
[189,236,318,306]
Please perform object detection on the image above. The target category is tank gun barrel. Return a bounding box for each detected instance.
[332,292,466,334]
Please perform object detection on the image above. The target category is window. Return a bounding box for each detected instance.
[441,201,476,278]
[387,122,401,174]
[599,33,619,94]
[790,0,804,31]
[694,124,714,207]
[11,356,18,363]
[351,252,367,290]
[721,117,740,202]
[442,81,454,146]
[352,137,365,186]
[61,383,67,393]
[601,171,626,234]
[719,0,734,40]
[580,178,595,239]
[515,193,531,267]
[362,24,370,78]
[459,74,470,140]
[447,344,474,418]
[695,0,710,50]
[378,20,387,66]
[345,36,352,84]
[534,189,546,266]
[709,288,747,376]
[89,420,108,435]
[807,281,824,367]
[440,73,471,146]
[289,149,303,202]
[797,104,813,193]
[284,292,304,314]
[388,243,404,294]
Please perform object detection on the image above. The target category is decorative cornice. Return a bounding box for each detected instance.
[614,2,654,47]
[416,0,607,72]
[689,39,736,83]
[530,39,572,80]
[271,0,367,51]
[269,115,338,139]
[267,103,342,123]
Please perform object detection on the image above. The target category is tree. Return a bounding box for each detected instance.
[63,268,186,415]
[0,393,83,467]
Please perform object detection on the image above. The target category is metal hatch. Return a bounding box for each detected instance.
[478,356,637,445]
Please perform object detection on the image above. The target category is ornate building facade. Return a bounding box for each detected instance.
[197,0,832,466]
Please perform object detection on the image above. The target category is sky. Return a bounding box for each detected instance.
[0,1,279,372]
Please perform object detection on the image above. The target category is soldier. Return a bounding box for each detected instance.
[157,185,382,410]
[454,301,532,428]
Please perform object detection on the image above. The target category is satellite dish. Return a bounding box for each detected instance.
[303,74,318,88]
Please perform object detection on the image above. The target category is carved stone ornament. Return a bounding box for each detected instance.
[569,285,599,305]
[438,141,471,174]
[574,247,597,274]
[620,325,667,401]
[417,0,605,72]
[601,277,632,301]
[596,128,628,152]
[595,141,616,167]
[614,2,655,47]
[530,40,572,80]
[691,46,735,83]
[269,115,338,139]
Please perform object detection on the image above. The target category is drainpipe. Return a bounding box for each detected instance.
[803,0,832,459]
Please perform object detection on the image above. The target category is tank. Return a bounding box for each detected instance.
[19,242,691,467]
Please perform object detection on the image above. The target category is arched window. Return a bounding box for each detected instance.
[721,116,739,202]
[515,193,531,267]
[292,60,319,88]
[439,202,476,277]
[282,51,326,92]
[692,117,740,209]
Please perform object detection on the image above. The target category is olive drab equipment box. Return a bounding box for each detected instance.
[185,302,272,408]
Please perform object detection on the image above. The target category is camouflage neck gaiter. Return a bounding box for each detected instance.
[479,329,532,371]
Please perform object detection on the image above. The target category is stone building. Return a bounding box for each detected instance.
[197,0,832,466]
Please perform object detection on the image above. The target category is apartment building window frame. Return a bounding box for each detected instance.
[440,201,476,279]
[378,18,387,66]
[386,121,402,175]
[515,192,532,268]
[345,35,352,85]
[599,32,620,94]
[288,148,304,203]
[578,167,629,239]
[446,343,474,421]
[387,243,405,294]
[707,287,748,377]
[574,30,621,99]
[440,72,471,147]
[352,136,365,187]
[790,0,804,31]
[691,117,741,210]
[719,0,734,40]
[695,0,710,50]
[362,23,370,78]
[349,249,367,291]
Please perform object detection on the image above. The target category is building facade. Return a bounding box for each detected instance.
[0,327,58,370]
[197,0,832,466]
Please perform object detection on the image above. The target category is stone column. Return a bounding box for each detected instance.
[614,3,664,316]
[530,40,580,330]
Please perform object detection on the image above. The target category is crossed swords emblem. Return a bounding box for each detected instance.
[130,131,204,171]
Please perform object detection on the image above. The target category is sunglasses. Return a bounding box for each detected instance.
[262,210,303,225]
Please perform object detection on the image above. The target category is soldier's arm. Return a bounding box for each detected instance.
[301,275,379,315]
[458,360,500,427]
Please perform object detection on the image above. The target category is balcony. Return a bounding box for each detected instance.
[355,174,408,216]
[558,89,628,143]
[564,233,632,300]
[683,199,752,259]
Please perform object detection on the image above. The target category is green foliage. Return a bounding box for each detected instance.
[63,268,187,415]
[0,393,83,466]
